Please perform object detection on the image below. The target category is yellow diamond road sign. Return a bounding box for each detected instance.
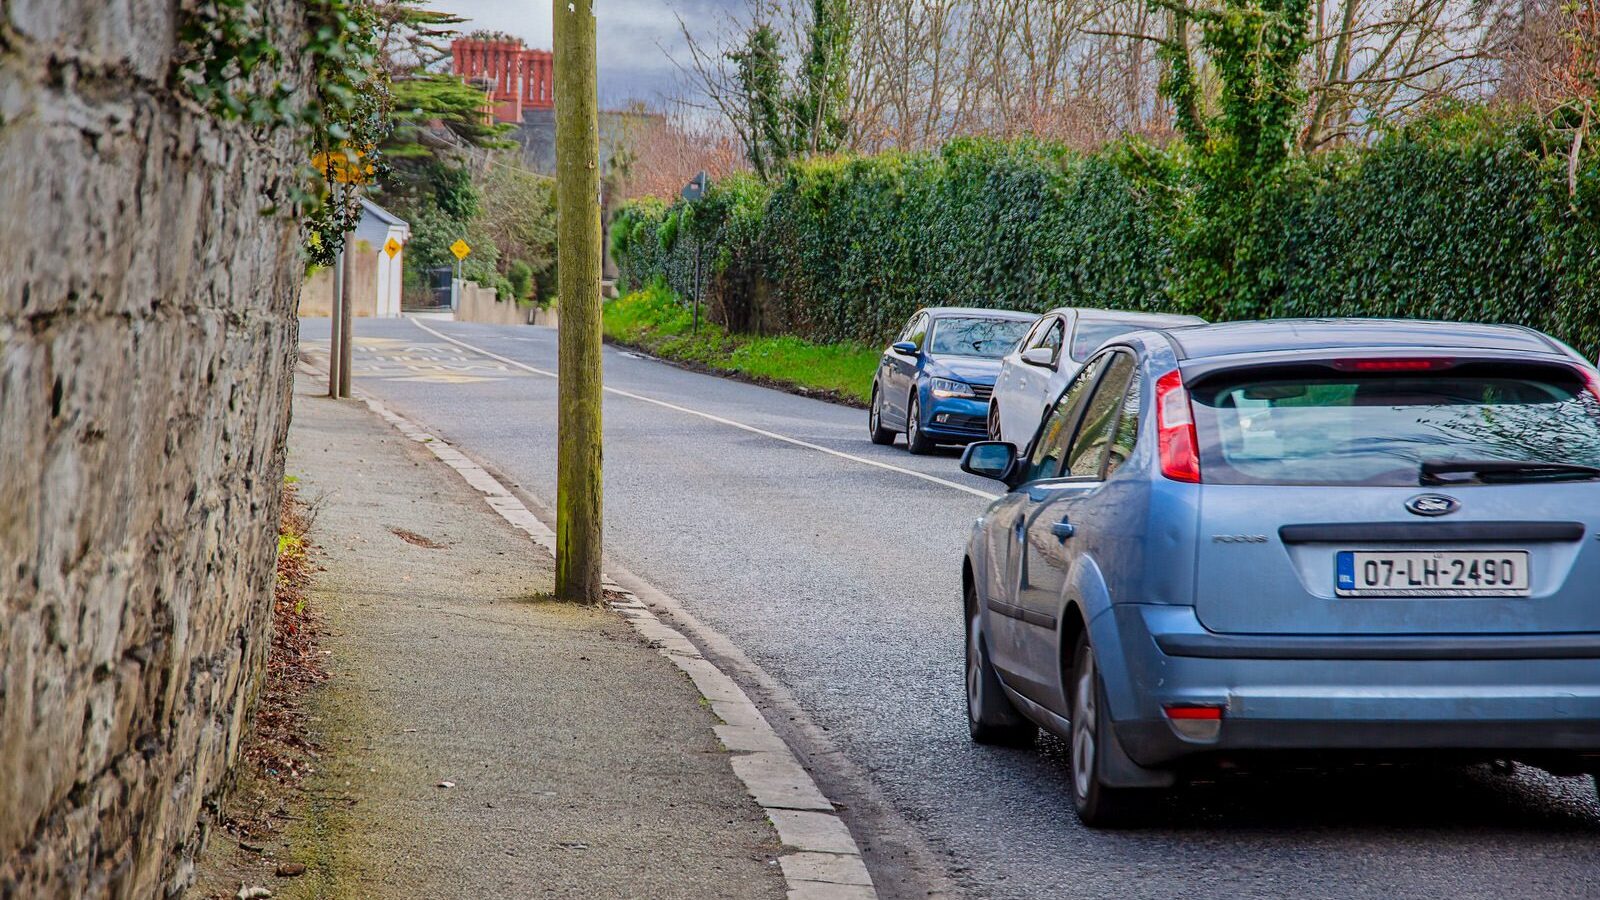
[384,236,402,259]
[450,239,471,261]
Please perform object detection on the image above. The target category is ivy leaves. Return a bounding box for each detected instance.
[1150,0,1314,319]
[175,0,389,266]
[615,111,1600,360]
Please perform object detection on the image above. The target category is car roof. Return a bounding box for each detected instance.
[1045,307,1205,325]
[920,307,1038,321]
[1154,319,1567,361]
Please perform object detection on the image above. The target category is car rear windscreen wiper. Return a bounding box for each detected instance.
[1421,459,1600,485]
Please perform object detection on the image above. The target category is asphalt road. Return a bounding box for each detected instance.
[300,317,1600,900]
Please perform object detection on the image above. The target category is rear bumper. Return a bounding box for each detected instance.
[1099,604,1600,768]
[1115,717,1600,760]
[1154,630,1600,660]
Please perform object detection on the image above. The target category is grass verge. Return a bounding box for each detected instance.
[602,280,880,406]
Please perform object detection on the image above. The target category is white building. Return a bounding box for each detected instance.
[354,198,410,318]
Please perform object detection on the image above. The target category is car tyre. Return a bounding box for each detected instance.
[1069,633,1153,828]
[987,403,1002,442]
[868,385,897,446]
[906,394,936,455]
[966,593,1034,745]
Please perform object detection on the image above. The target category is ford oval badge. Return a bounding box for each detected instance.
[1406,494,1461,517]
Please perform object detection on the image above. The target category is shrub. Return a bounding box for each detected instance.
[615,107,1600,358]
[506,259,534,301]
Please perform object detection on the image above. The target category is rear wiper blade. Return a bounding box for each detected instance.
[1421,460,1600,485]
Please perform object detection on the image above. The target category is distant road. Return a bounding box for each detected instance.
[300,316,1600,900]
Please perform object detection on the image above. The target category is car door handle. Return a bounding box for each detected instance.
[1051,520,1076,541]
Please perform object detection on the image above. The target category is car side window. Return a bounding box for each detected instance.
[1022,316,1052,350]
[1016,317,1047,353]
[1023,356,1106,482]
[907,314,930,350]
[1102,366,1142,480]
[1036,320,1062,361]
[1029,318,1065,365]
[1066,353,1136,479]
[896,314,919,343]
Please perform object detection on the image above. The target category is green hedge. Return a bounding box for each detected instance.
[613,107,1600,357]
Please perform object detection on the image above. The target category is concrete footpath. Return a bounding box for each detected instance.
[275,373,787,898]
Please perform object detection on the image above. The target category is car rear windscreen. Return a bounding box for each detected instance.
[929,317,1033,358]
[1189,363,1600,486]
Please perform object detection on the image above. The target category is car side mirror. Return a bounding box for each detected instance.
[891,341,919,356]
[1021,347,1055,368]
[961,441,1018,483]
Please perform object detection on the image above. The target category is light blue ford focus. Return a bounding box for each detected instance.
[958,319,1600,826]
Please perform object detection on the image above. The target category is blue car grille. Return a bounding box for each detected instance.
[970,384,993,402]
[935,413,987,432]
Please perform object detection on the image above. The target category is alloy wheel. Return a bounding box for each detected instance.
[1072,650,1098,801]
[966,617,984,714]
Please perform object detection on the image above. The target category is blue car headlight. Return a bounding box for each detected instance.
[930,377,976,399]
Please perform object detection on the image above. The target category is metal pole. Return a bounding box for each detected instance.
[692,236,702,335]
[554,0,604,603]
[338,229,356,398]
[328,248,344,398]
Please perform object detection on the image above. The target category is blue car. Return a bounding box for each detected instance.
[869,308,1037,454]
[958,319,1600,826]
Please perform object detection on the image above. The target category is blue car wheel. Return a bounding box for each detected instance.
[868,384,896,445]
[906,394,936,454]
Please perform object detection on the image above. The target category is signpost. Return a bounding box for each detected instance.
[681,172,709,335]
[384,236,402,259]
[450,239,471,311]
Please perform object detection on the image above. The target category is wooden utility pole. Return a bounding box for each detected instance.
[328,247,344,398]
[554,0,603,603]
[337,229,356,398]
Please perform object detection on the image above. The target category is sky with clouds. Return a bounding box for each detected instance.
[432,0,738,107]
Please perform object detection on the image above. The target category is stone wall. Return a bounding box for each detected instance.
[455,281,533,326]
[0,2,308,897]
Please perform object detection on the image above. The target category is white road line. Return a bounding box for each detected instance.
[408,318,1002,502]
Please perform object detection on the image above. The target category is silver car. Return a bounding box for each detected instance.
[989,308,1204,447]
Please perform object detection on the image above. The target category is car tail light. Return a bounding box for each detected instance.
[1332,357,1455,372]
[1156,370,1200,484]
[1163,704,1225,741]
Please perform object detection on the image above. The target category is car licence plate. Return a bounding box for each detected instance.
[1335,551,1531,597]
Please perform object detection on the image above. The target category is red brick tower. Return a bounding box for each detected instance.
[451,38,554,124]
